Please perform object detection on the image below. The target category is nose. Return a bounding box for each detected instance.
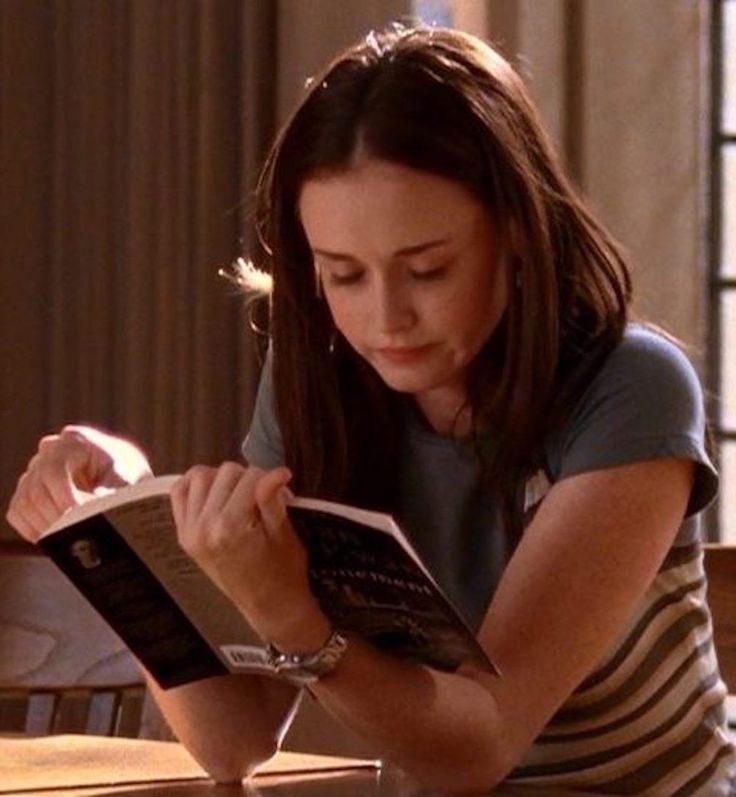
[375,279,416,334]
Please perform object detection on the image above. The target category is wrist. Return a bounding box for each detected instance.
[267,629,349,686]
[266,600,333,655]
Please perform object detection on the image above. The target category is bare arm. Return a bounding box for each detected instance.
[301,459,694,792]
[185,457,693,793]
[143,671,301,783]
[5,427,301,783]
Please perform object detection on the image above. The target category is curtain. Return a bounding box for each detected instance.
[0,0,277,540]
[0,0,708,543]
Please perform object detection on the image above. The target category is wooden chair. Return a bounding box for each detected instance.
[704,544,736,692]
[703,544,736,727]
[0,546,152,737]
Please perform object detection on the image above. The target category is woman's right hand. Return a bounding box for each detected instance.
[5,425,153,543]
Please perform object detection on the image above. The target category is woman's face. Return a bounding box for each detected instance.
[298,158,509,427]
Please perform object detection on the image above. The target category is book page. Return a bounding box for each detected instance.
[106,496,269,674]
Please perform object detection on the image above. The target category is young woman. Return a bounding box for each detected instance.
[7,25,735,794]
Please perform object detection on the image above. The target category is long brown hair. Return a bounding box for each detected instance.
[250,25,632,526]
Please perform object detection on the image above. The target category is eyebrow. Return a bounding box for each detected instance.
[311,238,450,263]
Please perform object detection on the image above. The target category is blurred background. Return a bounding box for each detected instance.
[0,0,734,541]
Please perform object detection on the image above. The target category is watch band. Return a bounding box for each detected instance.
[266,629,348,686]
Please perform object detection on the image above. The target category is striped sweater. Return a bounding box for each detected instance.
[508,543,735,794]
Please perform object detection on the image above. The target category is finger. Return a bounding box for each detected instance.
[24,442,82,515]
[206,463,264,523]
[200,462,250,518]
[184,465,219,520]
[171,468,216,552]
[24,477,64,527]
[54,428,112,491]
[169,475,190,530]
[44,469,78,514]
[9,471,57,528]
[171,466,217,541]
[5,503,43,543]
[9,498,51,539]
[41,434,111,503]
[254,467,293,536]
[72,446,113,491]
[28,453,82,516]
[60,425,151,488]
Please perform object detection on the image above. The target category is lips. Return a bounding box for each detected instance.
[374,344,435,365]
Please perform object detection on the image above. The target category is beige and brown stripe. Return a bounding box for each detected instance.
[507,543,735,794]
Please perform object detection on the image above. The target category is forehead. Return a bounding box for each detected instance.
[298,159,490,250]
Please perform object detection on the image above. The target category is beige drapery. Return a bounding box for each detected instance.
[0,0,414,542]
[0,0,277,538]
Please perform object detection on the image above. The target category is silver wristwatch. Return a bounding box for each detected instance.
[266,630,348,686]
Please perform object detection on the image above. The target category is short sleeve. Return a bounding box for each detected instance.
[548,326,718,517]
[241,347,286,468]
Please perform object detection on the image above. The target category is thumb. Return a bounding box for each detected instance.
[64,446,119,496]
[254,467,293,534]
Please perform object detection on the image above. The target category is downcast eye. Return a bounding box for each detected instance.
[327,271,364,286]
[410,266,447,281]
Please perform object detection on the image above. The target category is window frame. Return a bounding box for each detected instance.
[709,0,736,541]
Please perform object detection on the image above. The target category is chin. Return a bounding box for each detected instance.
[369,364,442,395]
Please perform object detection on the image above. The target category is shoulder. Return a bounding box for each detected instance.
[590,324,708,437]
[570,324,707,433]
[548,324,716,515]
[601,324,702,394]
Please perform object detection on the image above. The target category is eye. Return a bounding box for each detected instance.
[410,265,447,281]
[327,270,364,287]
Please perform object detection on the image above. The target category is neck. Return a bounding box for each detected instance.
[413,388,471,437]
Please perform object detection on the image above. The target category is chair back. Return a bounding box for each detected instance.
[704,544,736,693]
[0,547,146,736]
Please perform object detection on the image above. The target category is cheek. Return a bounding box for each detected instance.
[447,271,508,342]
[324,293,362,339]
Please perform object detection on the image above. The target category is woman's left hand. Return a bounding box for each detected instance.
[170,462,331,650]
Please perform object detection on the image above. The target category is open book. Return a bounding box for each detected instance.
[39,476,496,689]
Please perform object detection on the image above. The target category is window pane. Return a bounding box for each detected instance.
[413,0,452,26]
[719,443,736,543]
[723,145,736,277]
[724,0,736,134]
[720,290,736,429]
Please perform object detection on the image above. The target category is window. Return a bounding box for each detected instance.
[413,0,487,34]
[413,0,452,26]
[712,0,736,542]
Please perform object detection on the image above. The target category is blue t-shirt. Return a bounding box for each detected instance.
[243,324,717,628]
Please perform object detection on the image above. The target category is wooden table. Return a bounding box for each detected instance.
[0,734,384,796]
[0,734,589,796]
